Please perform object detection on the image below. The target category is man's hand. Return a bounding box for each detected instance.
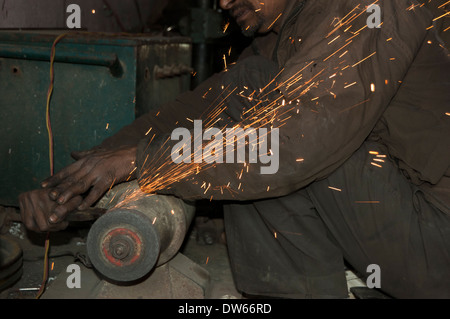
[43,145,138,216]
[19,145,137,232]
[18,189,82,232]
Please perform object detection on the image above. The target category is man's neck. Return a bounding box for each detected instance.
[274,0,303,33]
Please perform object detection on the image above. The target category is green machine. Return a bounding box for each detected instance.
[0,31,192,206]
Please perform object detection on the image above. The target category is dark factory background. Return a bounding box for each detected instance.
[0,0,448,301]
[0,0,251,300]
[0,0,250,207]
[0,0,251,86]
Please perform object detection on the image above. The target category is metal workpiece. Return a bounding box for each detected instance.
[87,181,195,283]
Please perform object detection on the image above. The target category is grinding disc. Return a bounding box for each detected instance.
[87,209,160,283]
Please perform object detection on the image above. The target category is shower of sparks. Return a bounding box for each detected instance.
[223,54,228,71]
[223,21,230,33]
[352,51,377,68]
[267,13,283,30]
[328,186,343,192]
[110,1,449,206]
[433,11,450,22]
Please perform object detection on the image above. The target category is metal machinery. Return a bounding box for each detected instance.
[37,181,211,299]
[180,0,227,88]
[87,181,196,283]
[0,30,192,207]
[0,31,213,298]
[0,2,231,298]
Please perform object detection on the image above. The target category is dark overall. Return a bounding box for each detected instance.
[104,1,450,299]
[216,55,450,299]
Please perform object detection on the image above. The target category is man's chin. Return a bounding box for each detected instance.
[241,27,258,37]
[239,17,264,38]
[239,22,264,37]
[242,26,272,37]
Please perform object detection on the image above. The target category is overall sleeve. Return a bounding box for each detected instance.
[136,1,433,202]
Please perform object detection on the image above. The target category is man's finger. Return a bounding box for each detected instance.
[41,161,83,188]
[55,177,94,205]
[48,178,78,201]
[33,197,54,232]
[48,167,93,204]
[49,196,83,224]
[78,181,111,211]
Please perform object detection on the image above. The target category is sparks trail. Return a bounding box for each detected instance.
[114,2,440,205]
[326,0,379,38]
[128,4,375,200]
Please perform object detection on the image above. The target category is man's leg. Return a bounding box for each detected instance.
[307,141,450,298]
[224,191,349,299]
[220,54,349,298]
[225,140,450,298]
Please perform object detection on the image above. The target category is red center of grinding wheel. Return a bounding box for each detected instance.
[101,228,143,267]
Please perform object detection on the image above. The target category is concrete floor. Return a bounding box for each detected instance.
[0,208,242,299]
[0,207,371,300]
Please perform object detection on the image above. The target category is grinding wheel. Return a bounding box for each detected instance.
[87,181,195,283]
[0,236,23,292]
[87,209,160,283]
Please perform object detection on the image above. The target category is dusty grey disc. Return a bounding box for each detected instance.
[87,209,160,283]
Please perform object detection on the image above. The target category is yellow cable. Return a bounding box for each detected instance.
[35,233,50,299]
[36,33,68,299]
[46,33,68,176]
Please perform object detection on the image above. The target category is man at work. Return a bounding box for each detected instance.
[19,0,450,298]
